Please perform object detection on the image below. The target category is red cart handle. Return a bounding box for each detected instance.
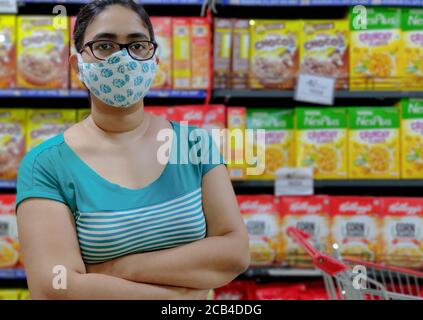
[286,227,349,276]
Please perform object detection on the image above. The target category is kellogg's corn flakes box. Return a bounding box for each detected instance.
[77,109,91,122]
[0,109,26,180]
[250,20,300,89]
[0,195,20,269]
[331,196,381,262]
[278,195,331,268]
[27,109,76,151]
[227,107,246,180]
[401,9,423,91]
[246,109,295,180]
[17,16,69,89]
[401,99,423,178]
[380,197,423,268]
[237,195,279,266]
[151,17,172,89]
[70,16,85,90]
[350,7,402,91]
[296,107,348,179]
[0,15,16,88]
[348,107,400,179]
[300,19,349,90]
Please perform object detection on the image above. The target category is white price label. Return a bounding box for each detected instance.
[275,167,314,196]
[0,0,17,13]
[294,73,335,106]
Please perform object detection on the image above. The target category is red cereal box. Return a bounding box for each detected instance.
[330,196,381,261]
[214,280,256,300]
[0,195,21,269]
[144,106,169,119]
[227,107,246,180]
[279,196,331,268]
[151,17,172,89]
[191,18,211,89]
[237,195,279,266]
[380,197,423,267]
[168,106,204,127]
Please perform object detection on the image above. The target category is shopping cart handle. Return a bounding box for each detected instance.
[286,226,320,258]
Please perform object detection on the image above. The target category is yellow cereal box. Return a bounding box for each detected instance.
[227,107,246,180]
[300,19,349,90]
[27,109,76,150]
[401,99,423,178]
[0,109,26,179]
[213,19,233,89]
[401,9,423,91]
[350,7,402,91]
[17,16,69,89]
[151,17,172,89]
[0,290,20,300]
[246,108,295,180]
[172,18,191,89]
[19,290,31,300]
[70,16,84,90]
[295,108,348,179]
[250,20,300,89]
[77,109,91,122]
[348,107,400,179]
[0,15,16,88]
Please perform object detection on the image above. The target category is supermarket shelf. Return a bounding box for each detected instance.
[0,269,26,280]
[0,180,17,189]
[220,0,423,5]
[243,267,322,278]
[20,0,204,4]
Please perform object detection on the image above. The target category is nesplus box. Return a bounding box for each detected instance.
[0,15,16,88]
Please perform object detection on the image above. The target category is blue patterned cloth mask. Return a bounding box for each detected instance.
[77,50,157,108]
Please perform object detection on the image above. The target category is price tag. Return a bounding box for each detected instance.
[0,0,17,13]
[275,167,314,196]
[294,73,335,106]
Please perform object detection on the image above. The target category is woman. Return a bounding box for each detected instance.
[16,0,250,300]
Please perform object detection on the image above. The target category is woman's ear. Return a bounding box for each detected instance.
[155,56,160,65]
[69,54,80,75]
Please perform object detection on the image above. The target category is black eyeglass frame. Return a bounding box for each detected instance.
[79,40,158,61]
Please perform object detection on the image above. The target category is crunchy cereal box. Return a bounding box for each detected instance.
[380,197,423,267]
[330,196,381,261]
[250,20,300,89]
[350,7,402,91]
[0,109,26,180]
[348,107,400,179]
[300,19,349,90]
[278,196,331,268]
[213,19,233,89]
[77,109,91,122]
[167,105,204,127]
[151,17,172,89]
[0,194,20,269]
[401,99,423,178]
[296,108,348,179]
[227,107,246,180]
[70,16,84,90]
[27,109,76,150]
[237,195,279,266]
[231,19,250,89]
[17,16,69,89]
[0,15,16,88]
[246,109,295,180]
[172,18,191,89]
[401,9,423,91]
[191,18,210,89]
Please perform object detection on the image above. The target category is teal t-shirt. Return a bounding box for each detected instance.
[16,121,225,264]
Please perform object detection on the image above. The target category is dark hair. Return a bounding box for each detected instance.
[73,0,155,52]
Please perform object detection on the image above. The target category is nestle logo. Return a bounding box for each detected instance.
[389,202,422,215]
[290,202,322,214]
[339,202,372,215]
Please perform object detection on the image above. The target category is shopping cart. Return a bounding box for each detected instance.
[286,226,423,300]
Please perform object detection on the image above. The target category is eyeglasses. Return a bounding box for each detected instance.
[80,40,158,61]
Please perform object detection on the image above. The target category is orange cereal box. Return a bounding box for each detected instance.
[151,17,172,89]
[300,19,349,90]
[250,20,300,89]
[0,195,20,269]
[17,16,69,89]
[172,18,191,89]
[70,16,84,90]
[0,15,16,88]
[191,18,210,89]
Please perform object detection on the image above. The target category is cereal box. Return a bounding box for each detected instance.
[0,15,16,88]
[151,17,172,89]
[17,16,69,89]
[237,195,279,266]
[227,107,246,180]
[172,18,191,89]
[300,19,349,90]
[191,18,210,89]
[0,290,20,300]
[77,109,91,122]
[0,194,20,269]
[70,16,84,90]
[278,196,331,268]
[380,197,423,267]
[144,106,169,118]
[167,105,204,127]
[401,99,423,178]
[295,108,348,179]
[250,20,300,89]
[203,105,227,164]
[19,290,30,300]
[246,109,295,180]
[348,107,400,179]
[330,196,381,261]
[0,109,26,180]
[231,19,250,89]
[401,9,423,91]
[349,7,402,91]
[213,19,233,89]
[27,109,76,150]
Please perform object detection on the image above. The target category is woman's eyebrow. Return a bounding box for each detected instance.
[92,33,117,41]
[127,33,149,40]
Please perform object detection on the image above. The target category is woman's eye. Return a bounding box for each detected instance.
[99,44,113,50]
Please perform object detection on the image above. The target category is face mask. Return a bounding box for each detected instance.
[77,50,157,108]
